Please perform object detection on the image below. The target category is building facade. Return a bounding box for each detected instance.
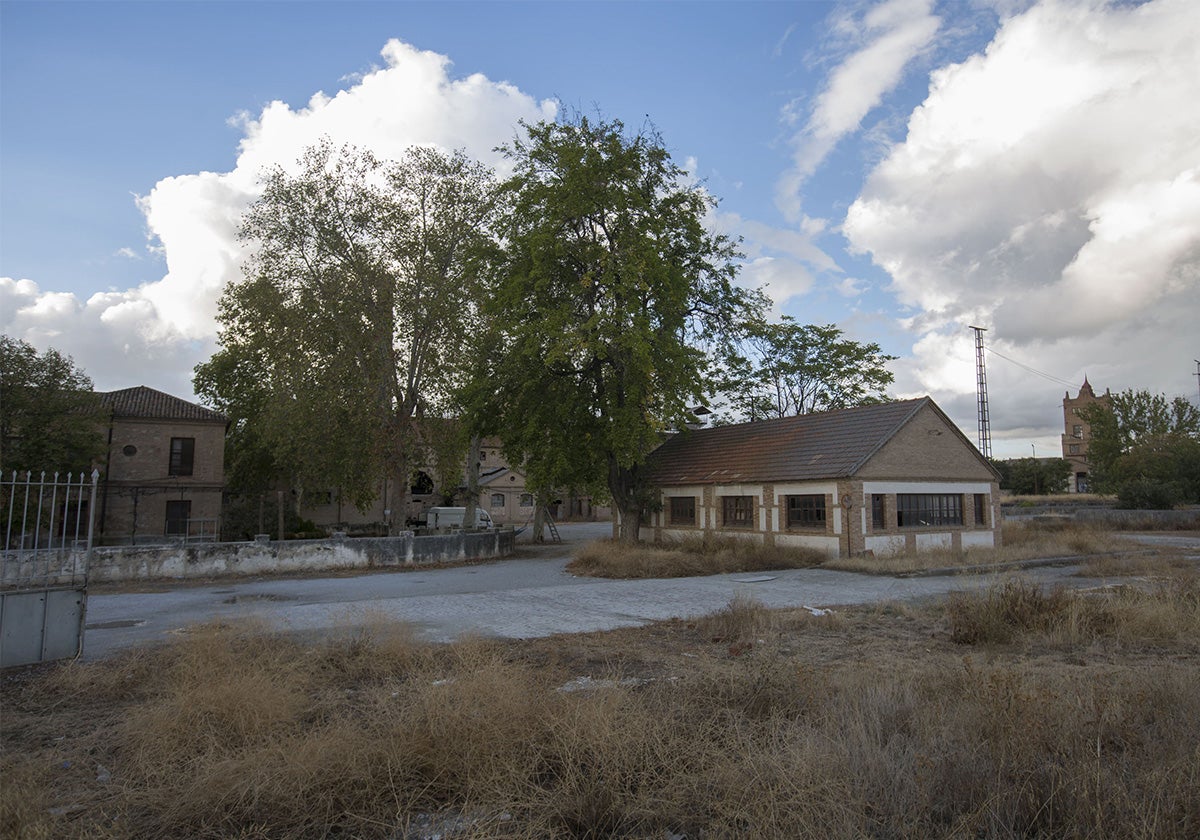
[639,398,1001,559]
[301,436,610,531]
[1061,378,1111,493]
[96,387,227,544]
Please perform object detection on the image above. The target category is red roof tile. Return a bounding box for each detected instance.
[644,398,933,485]
[98,386,226,423]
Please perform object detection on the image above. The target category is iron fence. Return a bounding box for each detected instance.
[2,469,100,590]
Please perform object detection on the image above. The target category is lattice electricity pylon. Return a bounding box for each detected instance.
[969,326,992,459]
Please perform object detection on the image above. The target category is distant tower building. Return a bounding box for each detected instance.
[1061,377,1111,493]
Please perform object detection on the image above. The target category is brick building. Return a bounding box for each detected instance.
[1061,378,1111,493]
[637,398,1001,558]
[301,436,609,530]
[96,387,227,543]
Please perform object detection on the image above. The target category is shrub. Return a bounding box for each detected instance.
[1116,478,1181,510]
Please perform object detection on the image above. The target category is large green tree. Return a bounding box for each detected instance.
[194,140,499,531]
[991,457,1071,496]
[1079,389,1200,507]
[0,336,105,476]
[472,116,756,542]
[715,317,895,421]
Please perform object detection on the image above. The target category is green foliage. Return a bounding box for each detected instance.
[714,317,895,421]
[0,335,105,475]
[194,140,499,518]
[1079,389,1200,506]
[471,115,756,539]
[991,457,1071,495]
[219,492,321,541]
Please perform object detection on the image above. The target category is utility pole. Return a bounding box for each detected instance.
[969,326,992,459]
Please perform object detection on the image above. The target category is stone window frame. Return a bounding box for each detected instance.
[168,437,195,477]
[165,499,191,535]
[668,495,696,526]
[870,493,887,531]
[784,494,826,530]
[973,493,989,528]
[490,492,505,508]
[896,493,963,528]
[519,493,534,508]
[721,495,754,529]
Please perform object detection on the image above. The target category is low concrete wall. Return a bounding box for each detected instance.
[1003,505,1199,528]
[85,529,516,583]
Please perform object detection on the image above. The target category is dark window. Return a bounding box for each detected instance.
[1072,424,1083,439]
[974,494,988,527]
[122,444,137,457]
[490,493,505,508]
[168,437,195,476]
[897,494,963,527]
[669,496,696,525]
[519,493,534,508]
[785,495,825,529]
[722,496,754,528]
[411,471,434,495]
[871,494,885,530]
[1076,473,1089,493]
[165,500,191,535]
[1068,443,1080,455]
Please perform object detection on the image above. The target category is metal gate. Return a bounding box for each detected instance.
[1,470,99,668]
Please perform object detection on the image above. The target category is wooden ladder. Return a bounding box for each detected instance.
[542,507,562,543]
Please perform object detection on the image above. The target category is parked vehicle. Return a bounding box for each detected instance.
[426,506,495,529]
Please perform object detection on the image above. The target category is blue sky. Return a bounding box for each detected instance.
[3,0,1198,458]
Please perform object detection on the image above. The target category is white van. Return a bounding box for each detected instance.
[426,506,495,530]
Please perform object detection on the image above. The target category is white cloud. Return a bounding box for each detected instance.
[844,0,1200,451]
[777,0,941,221]
[3,39,555,399]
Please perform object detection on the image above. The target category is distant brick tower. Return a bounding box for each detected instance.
[1061,378,1111,493]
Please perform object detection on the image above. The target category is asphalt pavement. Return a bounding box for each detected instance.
[77,521,1153,661]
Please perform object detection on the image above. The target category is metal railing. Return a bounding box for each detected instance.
[2,469,100,590]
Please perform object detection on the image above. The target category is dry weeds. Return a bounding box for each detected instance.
[567,534,825,579]
[3,575,1199,839]
[826,520,1118,575]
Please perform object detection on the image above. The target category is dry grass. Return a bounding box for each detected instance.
[3,581,1199,839]
[826,520,1117,575]
[947,571,1200,646]
[567,534,825,579]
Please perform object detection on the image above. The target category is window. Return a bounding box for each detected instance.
[1068,443,1080,455]
[973,494,988,527]
[519,493,534,507]
[165,500,191,535]
[785,495,825,529]
[1072,424,1083,439]
[168,437,195,476]
[721,496,754,528]
[896,494,963,527]
[490,493,505,508]
[871,494,885,530]
[668,496,696,525]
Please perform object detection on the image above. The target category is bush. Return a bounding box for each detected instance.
[1116,478,1181,510]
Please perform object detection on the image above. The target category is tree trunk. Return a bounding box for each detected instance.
[532,501,546,543]
[463,434,481,529]
[608,456,644,544]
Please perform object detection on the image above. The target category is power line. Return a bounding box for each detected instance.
[984,346,1078,388]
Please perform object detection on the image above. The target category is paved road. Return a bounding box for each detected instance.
[79,522,1132,661]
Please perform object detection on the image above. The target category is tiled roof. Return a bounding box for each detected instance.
[644,398,931,485]
[98,386,226,423]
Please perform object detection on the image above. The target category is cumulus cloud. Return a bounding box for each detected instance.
[2,40,554,399]
[844,0,1200,454]
[777,0,941,221]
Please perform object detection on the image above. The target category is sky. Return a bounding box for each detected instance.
[2,0,1198,460]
